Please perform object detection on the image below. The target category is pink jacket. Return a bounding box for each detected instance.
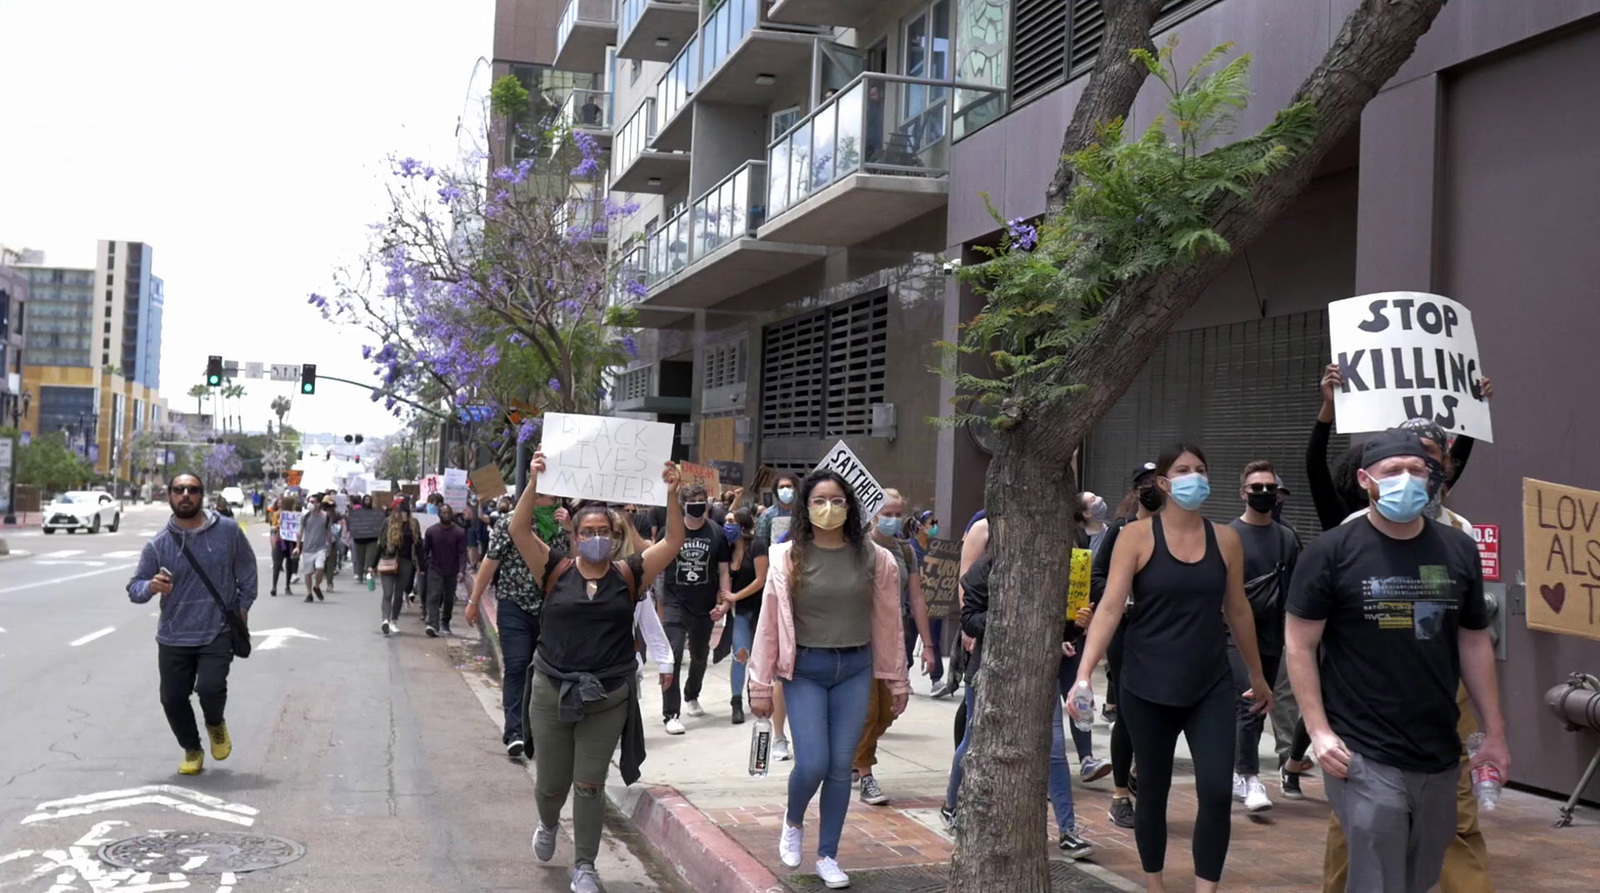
[747,540,909,698]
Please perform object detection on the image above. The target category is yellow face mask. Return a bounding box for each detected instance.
[809,503,848,530]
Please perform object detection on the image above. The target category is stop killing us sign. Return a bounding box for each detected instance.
[1328,292,1494,442]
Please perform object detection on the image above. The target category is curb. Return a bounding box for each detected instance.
[607,783,787,893]
[471,583,504,678]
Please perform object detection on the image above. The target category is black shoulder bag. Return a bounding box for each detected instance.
[180,531,252,659]
[1242,524,1293,620]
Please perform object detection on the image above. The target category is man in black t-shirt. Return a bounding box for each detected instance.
[660,483,731,733]
[1286,430,1508,893]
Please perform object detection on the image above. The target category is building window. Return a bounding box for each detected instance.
[104,322,111,333]
[760,292,888,439]
[902,1,951,118]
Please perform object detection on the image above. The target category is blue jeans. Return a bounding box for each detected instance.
[498,599,540,745]
[784,645,873,859]
[945,682,1076,834]
[729,613,755,699]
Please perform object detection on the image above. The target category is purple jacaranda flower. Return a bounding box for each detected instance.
[1006,217,1038,251]
[438,184,463,204]
[558,299,579,314]
[622,334,638,357]
[395,157,422,178]
[517,419,540,444]
[624,279,649,299]
[548,378,562,393]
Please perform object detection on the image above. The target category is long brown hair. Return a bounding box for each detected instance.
[383,510,411,551]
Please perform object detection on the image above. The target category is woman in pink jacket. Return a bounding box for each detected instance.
[748,470,909,889]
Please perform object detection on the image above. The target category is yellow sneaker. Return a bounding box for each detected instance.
[179,750,205,775]
[207,724,232,761]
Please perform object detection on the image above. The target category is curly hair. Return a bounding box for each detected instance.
[787,470,870,603]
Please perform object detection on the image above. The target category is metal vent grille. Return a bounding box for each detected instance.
[761,312,829,439]
[1011,0,1069,102]
[760,292,888,440]
[703,337,747,390]
[1068,0,1105,75]
[823,293,887,437]
[618,365,652,402]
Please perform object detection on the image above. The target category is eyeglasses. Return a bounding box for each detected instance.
[170,485,203,496]
[1245,483,1280,494]
[575,528,614,540]
[808,497,848,509]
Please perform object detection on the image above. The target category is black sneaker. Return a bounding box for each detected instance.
[441,623,453,636]
[1281,758,1306,800]
[1101,702,1117,723]
[1058,830,1096,860]
[425,625,438,638]
[1108,796,1135,829]
[939,805,957,830]
[269,589,277,597]
[314,586,325,601]
[304,594,314,603]
[731,700,745,725]
[506,739,525,759]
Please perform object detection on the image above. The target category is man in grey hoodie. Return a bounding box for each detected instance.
[128,473,258,775]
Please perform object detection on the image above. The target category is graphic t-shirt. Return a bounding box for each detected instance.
[1287,517,1487,773]
[663,522,731,615]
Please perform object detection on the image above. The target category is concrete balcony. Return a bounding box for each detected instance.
[693,0,824,106]
[759,73,1006,247]
[638,160,824,323]
[652,33,698,151]
[554,0,617,73]
[617,0,698,63]
[559,88,613,147]
[765,0,871,30]
[612,97,690,194]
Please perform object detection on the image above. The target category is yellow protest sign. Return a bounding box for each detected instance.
[1066,548,1093,618]
[1522,478,1600,642]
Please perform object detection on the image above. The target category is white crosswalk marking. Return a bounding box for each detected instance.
[102,550,142,559]
[68,627,116,647]
[39,550,86,559]
[140,529,163,537]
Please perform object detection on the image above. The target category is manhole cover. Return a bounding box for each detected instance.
[98,831,305,875]
[781,861,1126,893]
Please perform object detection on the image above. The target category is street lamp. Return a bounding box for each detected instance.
[3,388,31,525]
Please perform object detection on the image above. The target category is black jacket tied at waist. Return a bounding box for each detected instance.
[531,652,648,785]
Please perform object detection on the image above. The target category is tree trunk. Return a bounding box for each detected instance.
[949,420,1078,893]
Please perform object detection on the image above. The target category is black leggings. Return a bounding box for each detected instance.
[1120,676,1235,883]
[1108,626,1134,790]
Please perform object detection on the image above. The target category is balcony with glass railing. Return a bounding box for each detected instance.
[639,159,825,313]
[694,0,827,105]
[617,0,698,63]
[559,88,613,145]
[556,194,609,244]
[760,71,1006,246]
[612,97,689,193]
[765,0,871,29]
[651,33,699,152]
[554,0,618,73]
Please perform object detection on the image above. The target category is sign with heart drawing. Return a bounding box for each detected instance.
[1522,478,1600,642]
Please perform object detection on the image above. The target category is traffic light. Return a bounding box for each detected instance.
[343,434,364,444]
[300,363,317,395]
[206,356,223,387]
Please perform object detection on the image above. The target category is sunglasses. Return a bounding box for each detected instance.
[1245,484,1280,494]
[170,485,203,496]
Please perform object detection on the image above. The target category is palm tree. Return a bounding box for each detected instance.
[187,384,209,416]
[225,384,246,433]
[271,395,292,433]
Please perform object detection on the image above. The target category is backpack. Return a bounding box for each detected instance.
[1242,523,1297,620]
[542,557,640,602]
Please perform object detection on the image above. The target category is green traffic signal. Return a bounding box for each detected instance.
[205,355,223,387]
[300,363,317,395]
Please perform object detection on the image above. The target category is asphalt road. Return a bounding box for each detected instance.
[0,506,687,893]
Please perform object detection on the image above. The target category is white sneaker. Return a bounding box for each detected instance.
[685,699,705,717]
[1244,776,1273,813]
[772,736,792,761]
[664,717,686,735]
[1232,772,1248,802]
[779,824,803,869]
[816,856,850,889]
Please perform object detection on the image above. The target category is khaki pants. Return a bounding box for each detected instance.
[853,680,896,770]
[1322,684,1493,893]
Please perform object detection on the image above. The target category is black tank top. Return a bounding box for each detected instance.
[1123,515,1230,707]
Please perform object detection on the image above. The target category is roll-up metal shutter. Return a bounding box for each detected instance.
[1082,310,1350,539]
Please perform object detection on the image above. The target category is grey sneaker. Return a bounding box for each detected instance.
[570,861,603,893]
[859,775,888,806]
[1108,796,1135,829]
[532,822,558,862]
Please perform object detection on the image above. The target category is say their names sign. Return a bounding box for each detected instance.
[814,440,887,521]
[541,412,675,506]
[1328,292,1493,442]
[1523,478,1600,642]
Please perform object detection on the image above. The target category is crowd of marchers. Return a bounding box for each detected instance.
[126,362,1504,893]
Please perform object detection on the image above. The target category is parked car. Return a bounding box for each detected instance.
[42,490,121,534]
[220,486,246,509]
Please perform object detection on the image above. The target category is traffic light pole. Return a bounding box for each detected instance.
[308,374,452,422]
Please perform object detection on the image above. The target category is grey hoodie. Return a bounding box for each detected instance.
[128,510,258,647]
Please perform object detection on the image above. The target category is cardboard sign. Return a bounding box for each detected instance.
[752,465,778,494]
[470,464,507,502]
[1522,478,1600,642]
[372,490,393,510]
[540,412,675,506]
[401,483,420,501]
[709,460,744,486]
[442,468,470,512]
[285,470,303,487]
[345,507,387,541]
[1328,292,1493,442]
[1066,548,1093,616]
[1473,523,1501,583]
[278,511,301,543]
[813,440,887,521]
[920,538,963,619]
[678,461,721,496]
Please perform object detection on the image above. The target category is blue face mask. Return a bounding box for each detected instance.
[1372,473,1429,523]
[723,522,742,542]
[877,516,902,537]
[777,486,795,505]
[577,536,612,563]
[425,504,438,516]
[928,524,939,538]
[1168,473,1211,510]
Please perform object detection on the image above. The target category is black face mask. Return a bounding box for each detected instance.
[1138,487,1165,512]
[685,502,707,519]
[1246,491,1278,514]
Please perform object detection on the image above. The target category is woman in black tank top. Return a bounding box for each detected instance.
[1069,443,1273,893]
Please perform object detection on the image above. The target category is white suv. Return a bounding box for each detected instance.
[43,490,122,534]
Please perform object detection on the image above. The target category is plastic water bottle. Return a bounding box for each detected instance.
[748,717,773,777]
[1465,732,1502,811]
[1070,681,1096,733]
[366,574,377,592]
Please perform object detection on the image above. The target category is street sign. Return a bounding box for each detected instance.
[223,361,240,379]
[19,431,30,447]
[270,363,301,382]
[0,438,12,470]
[1473,523,1500,582]
[245,361,264,379]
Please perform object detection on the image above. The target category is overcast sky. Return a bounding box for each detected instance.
[0,0,494,439]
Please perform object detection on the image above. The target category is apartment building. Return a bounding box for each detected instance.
[16,240,167,480]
